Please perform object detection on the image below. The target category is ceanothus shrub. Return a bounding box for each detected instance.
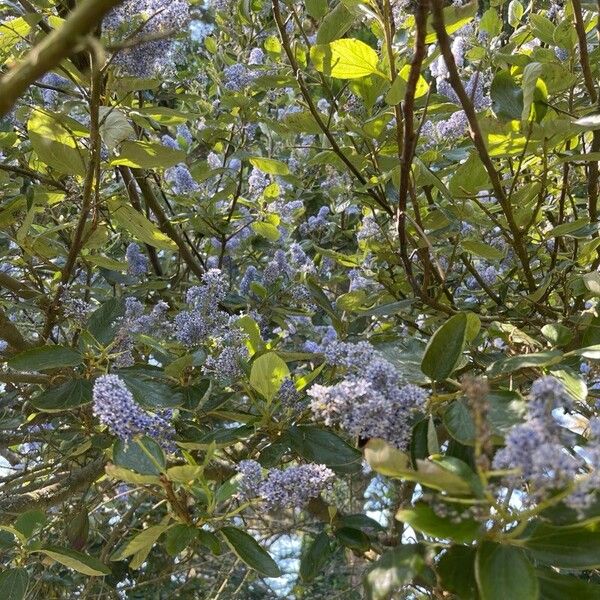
[0,0,600,598]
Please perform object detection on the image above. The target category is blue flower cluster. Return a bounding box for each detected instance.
[92,374,175,449]
[104,0,191,77]
[126,242,148,277]
[165,164,200,195]
[492,377,583,506]
[174,269,229,347]
[236,460,335,509]
[112,298,170,367]
[308,341,428,449]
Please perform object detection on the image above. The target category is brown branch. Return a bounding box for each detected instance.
[0,271,39,300]
[0,458,105,523]
[42,40,104,341]
[396,0,429,291]
[271,0,393,217]
[130,169,205,280]
[0,0,124,117]
[572,0,597,104]
[431,0,536,293]
[118,166,163,277]
[0,163,69,192]
[0,307,29,350]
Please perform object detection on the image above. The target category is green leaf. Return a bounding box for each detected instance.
[311,39,383,80]
[299,532,334,582]
[475,542,538,600]
[305,0,328,19]
[522,522,600,568]
[508,0,524,27]
[486,350,563,377]
[107,197,178,251]
[443,400,476,445]
[530,14,556,44]
[249,352,289,401]
[99,107,134,152]
[421,313,468,381]
[27,108,86,177]
[0,568,29,600]
[289,425,362,474]
[462,241,505,261]
[491,71,523,121]
[364,438,410,477]
[438,546,478,600]
[105,464,161,485]
[479,8,502,36]
[537,568,600,600]
[316,2,355,44]
[335,527,370,552]
[86,298,125,345]
[113,436,166,476]
[133,107,194,125]
[31,379,92,412]
[110,140,185,169]
[249,156,289,175]
[118,375,184,409]
[385,65,429,104]
[15,509,46,538]
[364,545,424,600]
[197,530,222,555]
[33,546,111,576]
[117,523,171,559]
[220,527,281,577]
[424,0,477,44]
[8,345,83,371]
[521,62,542,122]
[449,153,489,196]
[396,503,481,543]
[336,289,367,312]
[165,524,198,556]
[541,323,573,347]
[252,221,281,241]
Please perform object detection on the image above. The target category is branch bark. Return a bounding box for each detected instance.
[131,169,205,280]
[431,0,536,292]
[0,0,123,117]
[0,458,105,523]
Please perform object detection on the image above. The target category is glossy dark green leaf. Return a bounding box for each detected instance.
[299,531,334,582]
[289,425,362,474]
[438,546,479,600]
[523,522,600,568]
[86,298,125,345]
[8,345,83,371]
[334,527,370,552]
[113,436,166,476]
[537,568,600,599]
[165,525,198,556]
[31,379,92,412]
[118,374,184,408]
[220,527,281,577]
[486,351,563,377]
[475,542,538,600]
[0,568,29,600]
[421,313,467,381]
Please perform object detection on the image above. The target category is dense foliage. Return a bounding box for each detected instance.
[2,0,600,597]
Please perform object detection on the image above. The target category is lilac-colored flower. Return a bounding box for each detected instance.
[258,464,335,509]
[126,242,148,277]
[92,374,175,449]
